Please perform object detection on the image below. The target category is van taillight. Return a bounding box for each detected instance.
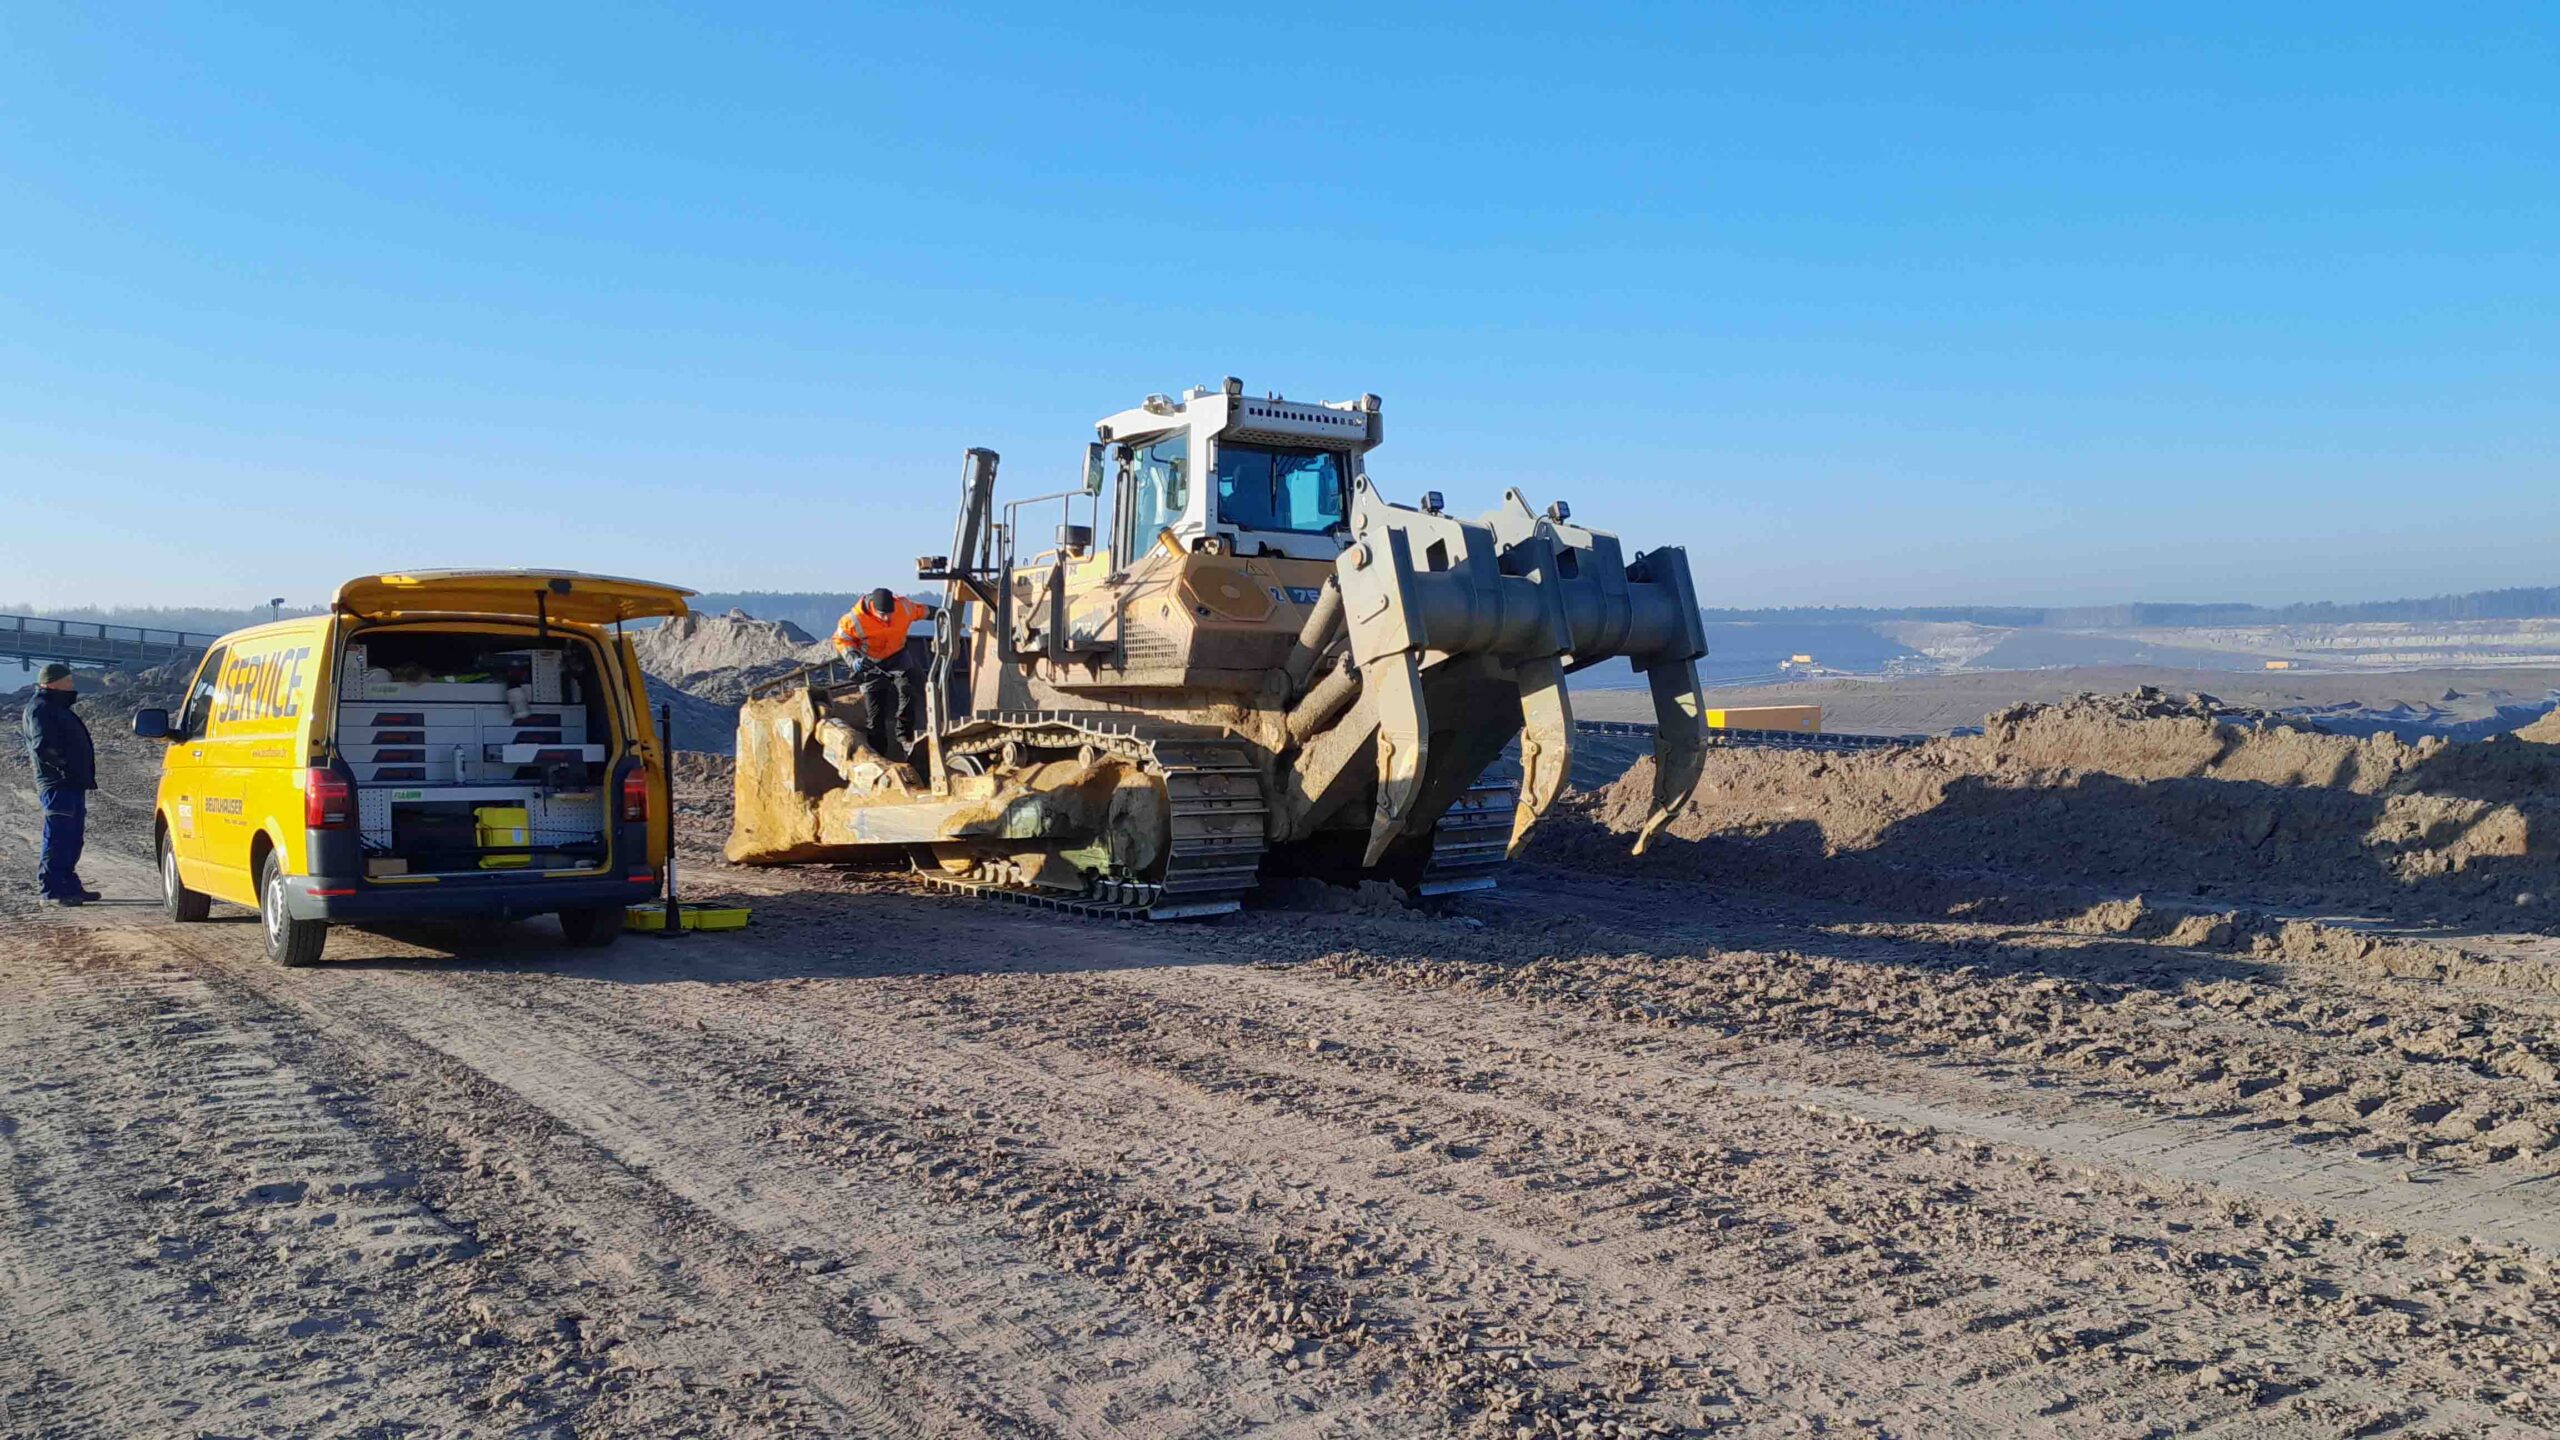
[306,769,353,830]
[621,768,649,823]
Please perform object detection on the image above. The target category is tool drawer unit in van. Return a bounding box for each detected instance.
[336,643,615,865]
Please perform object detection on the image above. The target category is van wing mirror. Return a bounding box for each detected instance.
[132,707,171,741]
[1083,441,1107,497]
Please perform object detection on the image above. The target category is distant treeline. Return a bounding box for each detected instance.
[1702,586,2560,629]
[688,591,935,636]
[28,582,2558,641]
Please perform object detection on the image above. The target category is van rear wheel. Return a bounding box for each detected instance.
[258,853,326,968]
[160,831,211,923]
[559,905,626,949]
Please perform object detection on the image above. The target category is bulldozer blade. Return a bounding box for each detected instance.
[1362,651,1432,867]
[1633,658,1706,856]
[1507,655,1573,858]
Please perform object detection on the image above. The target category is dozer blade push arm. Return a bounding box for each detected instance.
[1331,481,1707,863]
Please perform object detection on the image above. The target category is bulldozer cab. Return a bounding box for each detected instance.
[1095,379,1380,568]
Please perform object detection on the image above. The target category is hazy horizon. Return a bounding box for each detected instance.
[15,580,2560,638]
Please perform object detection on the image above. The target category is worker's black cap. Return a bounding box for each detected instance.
[38,662,75,685]
[868,587,895,610]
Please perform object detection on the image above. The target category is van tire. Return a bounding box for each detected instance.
[258,852,327,968]
[160,831,211,923]
[559,906,626,949]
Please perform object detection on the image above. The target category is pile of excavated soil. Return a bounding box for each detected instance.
[637,609,826,674]
[637,610,833,705]
[644,678,744,755]
[1257,876,1418,918]
[1996,684,2287,727]
[1578,690,2560,928]
[635,610,837,737]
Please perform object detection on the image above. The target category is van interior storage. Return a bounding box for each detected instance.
[336,631,617,876]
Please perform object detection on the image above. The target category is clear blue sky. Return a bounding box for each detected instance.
[2,4,2553,612]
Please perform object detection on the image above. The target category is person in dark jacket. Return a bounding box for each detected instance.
[21,663,99,906]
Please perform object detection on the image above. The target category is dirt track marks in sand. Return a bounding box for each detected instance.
[14,710,2560,1436]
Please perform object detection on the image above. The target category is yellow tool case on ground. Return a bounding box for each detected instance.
[626,903,751,932]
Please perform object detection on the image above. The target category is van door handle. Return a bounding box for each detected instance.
[190,749,204,759]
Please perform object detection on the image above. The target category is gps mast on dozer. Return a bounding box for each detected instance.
[726,379,1710,918]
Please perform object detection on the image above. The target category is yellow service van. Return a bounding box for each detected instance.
[132,571,693,966]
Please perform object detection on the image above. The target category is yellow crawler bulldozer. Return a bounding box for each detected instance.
[727,378,1709,918]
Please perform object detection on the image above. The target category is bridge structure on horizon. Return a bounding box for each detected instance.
[2,612,218,676]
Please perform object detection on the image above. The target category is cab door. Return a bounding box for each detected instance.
[193,647,257,890]
[165,645,227,868]
[197,638,316,896]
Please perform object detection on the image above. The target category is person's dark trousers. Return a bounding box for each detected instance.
[37,787,86,899]
[861,651,925,761]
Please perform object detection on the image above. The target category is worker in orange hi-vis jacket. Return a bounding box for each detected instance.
[833,588,938,759]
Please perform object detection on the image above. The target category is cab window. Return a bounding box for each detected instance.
[1214,444,1347,535]
[1122,435,1189,553]
[178,645,228,739]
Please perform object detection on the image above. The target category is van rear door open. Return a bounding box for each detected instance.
[334,572,693,626]
[323,571,693,886]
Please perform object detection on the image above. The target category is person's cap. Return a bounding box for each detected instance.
[868,587,895,610]
[38,662,74,685]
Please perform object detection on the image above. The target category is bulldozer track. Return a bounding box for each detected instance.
[923,711,1267,921]
[1416,782,1516,896]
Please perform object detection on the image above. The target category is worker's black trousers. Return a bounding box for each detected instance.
[861,652,925,761]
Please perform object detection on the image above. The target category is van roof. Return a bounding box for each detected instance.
[334,571,696,627]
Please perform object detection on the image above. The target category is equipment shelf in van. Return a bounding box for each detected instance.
[356,784,604,853]
[344,645,564,703]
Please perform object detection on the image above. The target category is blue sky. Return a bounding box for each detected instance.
[2,4,2552,612]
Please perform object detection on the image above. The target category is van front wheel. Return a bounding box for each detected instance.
[258,853,327,968]
[559,906,626,948]
[160,831,211,923]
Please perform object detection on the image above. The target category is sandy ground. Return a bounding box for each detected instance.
[7,726,2560,1436]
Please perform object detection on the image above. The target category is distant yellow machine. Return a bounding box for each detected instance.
[1707,705,1821,733]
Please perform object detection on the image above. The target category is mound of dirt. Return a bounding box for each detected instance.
[1259,876,1418,918]
[1989,684,2288,728]
[2519,710,2560,745]
[1580,691,2560,928]
[644,678,743,756]
[636,609,837,714]
[637,610,830,679]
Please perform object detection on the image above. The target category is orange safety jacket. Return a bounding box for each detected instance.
[835,596,934,661]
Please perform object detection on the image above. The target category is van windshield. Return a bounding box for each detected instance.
[1214,444,1347,536]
